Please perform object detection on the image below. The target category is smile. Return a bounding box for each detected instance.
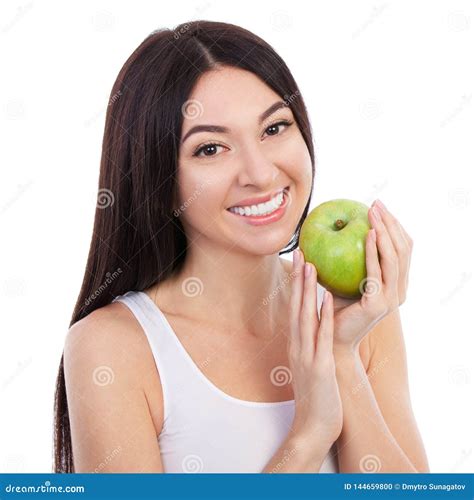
[226,186,290,226]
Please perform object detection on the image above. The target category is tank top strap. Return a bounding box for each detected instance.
[112,290,204,426]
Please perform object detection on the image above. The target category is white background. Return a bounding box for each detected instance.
[0,0,473,473]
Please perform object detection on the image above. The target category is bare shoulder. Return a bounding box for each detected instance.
[65,301,147,371]
[64,302,155,400]
[63,301,165,471]
[64,299,165,420]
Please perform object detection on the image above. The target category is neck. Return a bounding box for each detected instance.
[154,246,291,339]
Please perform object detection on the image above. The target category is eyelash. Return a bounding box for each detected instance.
[192,119,294,158]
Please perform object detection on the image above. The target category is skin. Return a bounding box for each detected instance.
[147,66,313,337]
[64,66,428,473]
[292,201,430,472]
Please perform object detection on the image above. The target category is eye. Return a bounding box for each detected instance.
[192,142,226,158]
[263,119,294,138]
[191,119,294,159]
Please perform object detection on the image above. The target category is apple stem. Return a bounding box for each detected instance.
[335,219,346,230]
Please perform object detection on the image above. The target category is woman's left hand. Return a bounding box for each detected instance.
[331,199,413,353]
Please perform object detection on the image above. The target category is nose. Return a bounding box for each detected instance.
[235,141,280,189]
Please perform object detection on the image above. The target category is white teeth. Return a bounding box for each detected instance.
[229,191,285,216]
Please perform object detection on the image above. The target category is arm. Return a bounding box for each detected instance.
[334,309,430,473]
[63,306,164,472]
[262,429,333,473]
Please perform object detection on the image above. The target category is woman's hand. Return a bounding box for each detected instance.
[287,249,343,449]
[330,199,414,353]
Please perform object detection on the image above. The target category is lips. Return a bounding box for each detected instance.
[226,187,290,226]
[227,185,289,210]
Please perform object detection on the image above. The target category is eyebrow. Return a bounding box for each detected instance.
[180,100,289,145]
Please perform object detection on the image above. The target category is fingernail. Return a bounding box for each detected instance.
[375,199,387,212]
[371,206,381,221]
[305,262,311,277]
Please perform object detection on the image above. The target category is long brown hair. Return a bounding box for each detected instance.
[53,19,316,472]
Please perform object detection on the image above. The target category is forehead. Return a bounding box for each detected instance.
[186,67,283,123]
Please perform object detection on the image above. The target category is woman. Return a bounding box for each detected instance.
[54,20,429,473]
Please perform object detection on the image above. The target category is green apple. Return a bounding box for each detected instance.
[299,199,371,299]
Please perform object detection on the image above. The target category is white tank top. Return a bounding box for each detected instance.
[112,289,339,473]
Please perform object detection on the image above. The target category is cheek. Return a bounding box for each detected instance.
[281,136,313,187]
[176,169,229,219]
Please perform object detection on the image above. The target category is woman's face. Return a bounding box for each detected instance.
[176,66,313,255]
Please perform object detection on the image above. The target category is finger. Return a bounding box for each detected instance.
[373,201,413,302]
[315,291,334,360]
[368,205,398,286]
[399,223,414,276]
[399,224,413,278]
[373,201,410,257]
[289,250,304,349]
[399,224,414,249]
[300,262,318,358]
[396,223,413,302]
[391,220,412,298]
[364,228,382,298]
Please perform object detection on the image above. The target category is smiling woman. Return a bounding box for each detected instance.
[57,20,352,474]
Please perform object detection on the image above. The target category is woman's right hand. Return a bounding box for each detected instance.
[287,249,343,449]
